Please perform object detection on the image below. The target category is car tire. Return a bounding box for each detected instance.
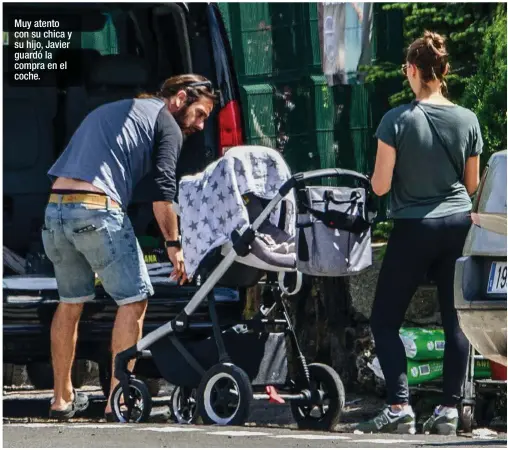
[26,360,92,390]
[3,363,27,387]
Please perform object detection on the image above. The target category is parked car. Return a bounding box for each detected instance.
[455,150,507,367]
[3,2,245,392]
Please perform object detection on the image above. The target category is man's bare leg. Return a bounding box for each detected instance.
[50,302,84,410]
[105,299,148,414]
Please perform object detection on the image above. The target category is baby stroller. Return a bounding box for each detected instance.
[111,146,374,429]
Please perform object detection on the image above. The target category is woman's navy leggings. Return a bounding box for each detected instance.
[370,211,472,407]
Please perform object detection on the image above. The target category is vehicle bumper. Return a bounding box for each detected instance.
[455,256,507,366]
[457,309,507,366]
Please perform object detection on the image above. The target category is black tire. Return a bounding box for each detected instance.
[197,363,252,426]
[71,360,94,388]
[290,363,345,431]
[169,386,198,424]
[99,362,112,399]
[26,360,91,390]
[99,363,162,399]
[3,364,27,387]
[111,378,152,423]
[460,404,474,433]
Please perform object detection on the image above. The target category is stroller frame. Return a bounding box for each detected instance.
[113,168,370,427]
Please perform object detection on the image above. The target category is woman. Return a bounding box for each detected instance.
[358,31,483,435]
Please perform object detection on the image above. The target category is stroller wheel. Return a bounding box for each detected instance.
[459,404,474,433]
[169,386,198,424]
[197,363,252,426]
[111,378,152,423]
[290,363,345,431]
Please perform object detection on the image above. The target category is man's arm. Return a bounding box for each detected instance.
[153,201,179,241]
[151,107,183,237]
[151,107,187,283]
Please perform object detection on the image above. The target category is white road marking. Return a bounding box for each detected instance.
[140,426,205,433]
[276,434,351,440]
[5,423,133,429]
[358,438,426,444]
[1,423,435,446]
[207,430,271,437]
[5,424,56,428]
[69,424,133,429]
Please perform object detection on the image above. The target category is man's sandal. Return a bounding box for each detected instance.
[49,390,89,421]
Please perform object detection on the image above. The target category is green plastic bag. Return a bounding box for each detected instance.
[408,359,492,384]
[369,357,493,386]
[407,360,443,385]
[369,358,443,385]
[400,328,446,361]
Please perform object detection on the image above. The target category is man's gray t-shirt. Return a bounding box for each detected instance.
[375,101,483,219]
[48,97,183,208]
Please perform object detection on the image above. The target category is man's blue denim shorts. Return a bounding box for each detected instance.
[42,199,154,306]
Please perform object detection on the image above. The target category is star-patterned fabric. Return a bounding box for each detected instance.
[178,146,296,278]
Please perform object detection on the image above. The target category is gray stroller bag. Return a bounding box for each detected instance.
[296,170,374,277]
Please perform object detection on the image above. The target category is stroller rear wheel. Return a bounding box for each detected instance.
[290,363,345,431]
[111,378,152,423]
[170,386,198,424]
[197,363,253,426]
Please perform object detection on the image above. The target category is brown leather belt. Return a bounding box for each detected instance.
[48,193,121,209]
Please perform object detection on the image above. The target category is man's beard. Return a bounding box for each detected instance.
[173,106,198,136]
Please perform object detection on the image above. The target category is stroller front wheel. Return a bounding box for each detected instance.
[111,378,152,423]
[197,363,253,426]
[290,363,345,431]
[459,404,474,433]
[170,386,198,424]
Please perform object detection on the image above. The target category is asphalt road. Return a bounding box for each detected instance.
[4,384,507,448]
[5,422,508,448]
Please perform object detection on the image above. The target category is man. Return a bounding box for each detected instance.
[42,74,217,420]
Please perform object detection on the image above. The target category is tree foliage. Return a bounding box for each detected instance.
[461,4,507,160]
[366,3,499,106]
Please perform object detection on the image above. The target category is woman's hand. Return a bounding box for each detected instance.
[166,247,188,285]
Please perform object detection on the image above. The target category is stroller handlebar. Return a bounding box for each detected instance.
[279,168,371,196]
[295,168,370,184]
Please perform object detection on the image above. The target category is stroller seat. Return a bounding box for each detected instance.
[220,193,296,273]
[220,231,296,272]
[178,146,297,282]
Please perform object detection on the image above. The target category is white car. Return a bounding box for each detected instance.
[454,150,507,366]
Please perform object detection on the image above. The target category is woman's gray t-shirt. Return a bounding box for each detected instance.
[375,101,483,219]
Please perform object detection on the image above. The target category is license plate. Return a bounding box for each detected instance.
[487,261,507,295]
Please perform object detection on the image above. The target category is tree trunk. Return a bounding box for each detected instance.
[287,275,364,389]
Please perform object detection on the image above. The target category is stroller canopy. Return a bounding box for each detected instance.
[178,146,296,278]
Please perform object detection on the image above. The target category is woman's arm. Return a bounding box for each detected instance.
[371,139,397,196]
[463,155,480,195]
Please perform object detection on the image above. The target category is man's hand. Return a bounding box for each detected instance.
[166,247,188,285]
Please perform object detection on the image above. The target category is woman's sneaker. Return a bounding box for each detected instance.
[356,405,416,434]
[422,406,459,436]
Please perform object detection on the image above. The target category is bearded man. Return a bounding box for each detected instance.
[42,74,216,420]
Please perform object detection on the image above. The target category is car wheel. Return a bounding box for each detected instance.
[3,363,27,387]
[27,360,92,390]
